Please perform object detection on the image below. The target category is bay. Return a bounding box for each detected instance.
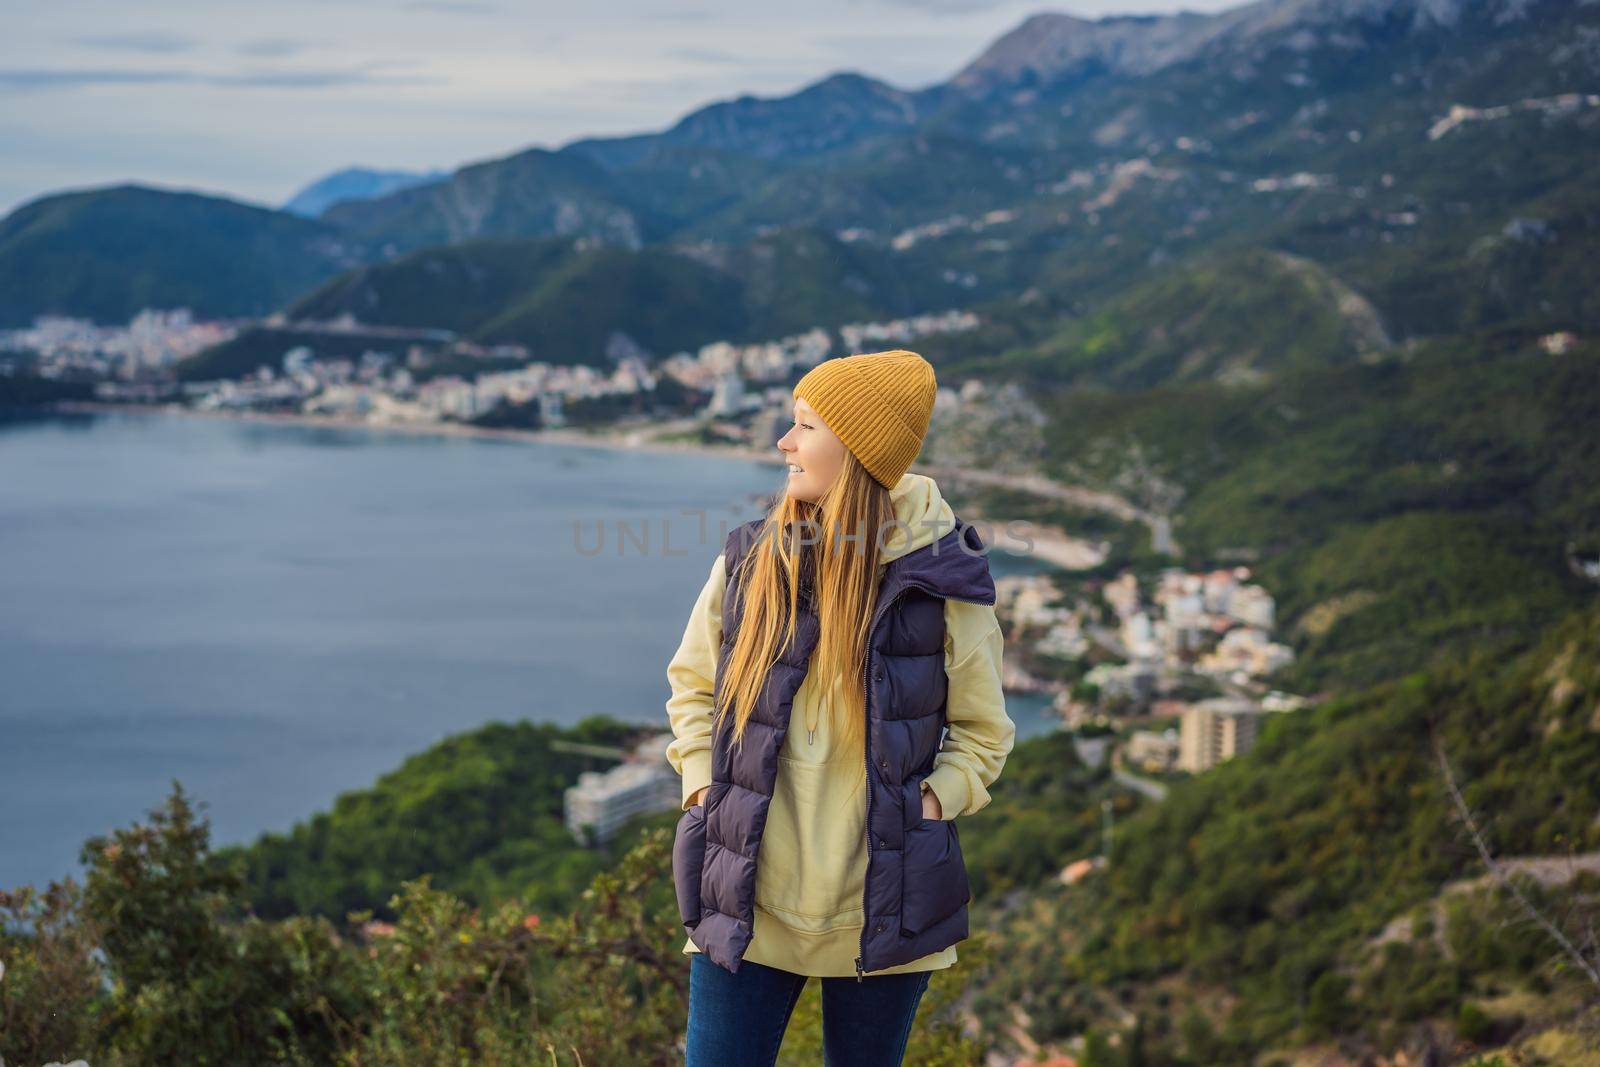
[0,409,1059,892]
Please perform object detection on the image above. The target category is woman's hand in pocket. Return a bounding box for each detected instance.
[689,785,708,810]
[920,784,942,821]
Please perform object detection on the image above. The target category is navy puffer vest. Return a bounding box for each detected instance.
[671,514,997,977]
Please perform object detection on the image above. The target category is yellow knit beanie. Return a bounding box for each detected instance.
[792,349,938,489]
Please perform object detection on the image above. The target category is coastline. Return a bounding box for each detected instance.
[49,400,1111,570]
[52,400,785,468]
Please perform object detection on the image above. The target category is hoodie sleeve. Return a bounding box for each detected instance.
[921,599,1015,820]
[663,553,726,811]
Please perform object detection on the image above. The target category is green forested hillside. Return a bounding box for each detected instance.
[977,248,1392,390]
[285,236,578,335]
[1007,332,1600,694]
[319,147,651,253]
[0,185,366,327]
[919,316,1600,1059]
[213,716,661,923]
[955,731,1135,898]
[985,600,1600,1057]
[282,225,955,362]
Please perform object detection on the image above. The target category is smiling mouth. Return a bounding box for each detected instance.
[787,464,804,474]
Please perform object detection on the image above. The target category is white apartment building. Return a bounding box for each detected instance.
[564,731,681,845]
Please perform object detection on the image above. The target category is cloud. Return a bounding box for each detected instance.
[212,68,446,89]
[640,7,719,21]
[569,67,822,105]
[810,30,981,51]
[663,47,759,65]
[0,68,191,92]
[67,31,198,54]
[236,38,310,59]
[870,0,1008,12]
[401,0,500,13]
[0,64,445,93]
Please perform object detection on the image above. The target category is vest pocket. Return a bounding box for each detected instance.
[672,804,708,929]
[900,818,971,937]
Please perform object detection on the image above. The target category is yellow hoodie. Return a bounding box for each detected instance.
[663,471,1016,977]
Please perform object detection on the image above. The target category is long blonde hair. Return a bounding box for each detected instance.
[715,451,896,756]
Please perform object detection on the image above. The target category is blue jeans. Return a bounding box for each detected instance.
[684,953,932,1066]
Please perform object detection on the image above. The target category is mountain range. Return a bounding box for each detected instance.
[280,166,449,219]
[2,0,1593,372]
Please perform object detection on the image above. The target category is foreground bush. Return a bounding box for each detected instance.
[0,781,988,1066]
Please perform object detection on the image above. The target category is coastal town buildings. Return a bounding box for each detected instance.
[1179,697,1271,772]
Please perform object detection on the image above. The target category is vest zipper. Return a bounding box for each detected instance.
[857,640,872,981]
[858,621,872,981]
[857,582,903,982]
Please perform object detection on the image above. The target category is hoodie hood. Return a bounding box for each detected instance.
[879,472,957,563]
[877,472,996,607]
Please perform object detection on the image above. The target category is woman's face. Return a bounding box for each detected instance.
[776,397,847,503]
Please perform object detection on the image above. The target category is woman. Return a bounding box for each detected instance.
[664,349,1015,1066]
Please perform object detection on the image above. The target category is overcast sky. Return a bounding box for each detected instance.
[1,0,1247,217]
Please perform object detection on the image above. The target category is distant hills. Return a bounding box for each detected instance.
[947,0,1541,90]
[978,247,1395,390]
[2,0,1594,374]
[0,185,370,328]
[283,225,954,362]
[281,166,449,219]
